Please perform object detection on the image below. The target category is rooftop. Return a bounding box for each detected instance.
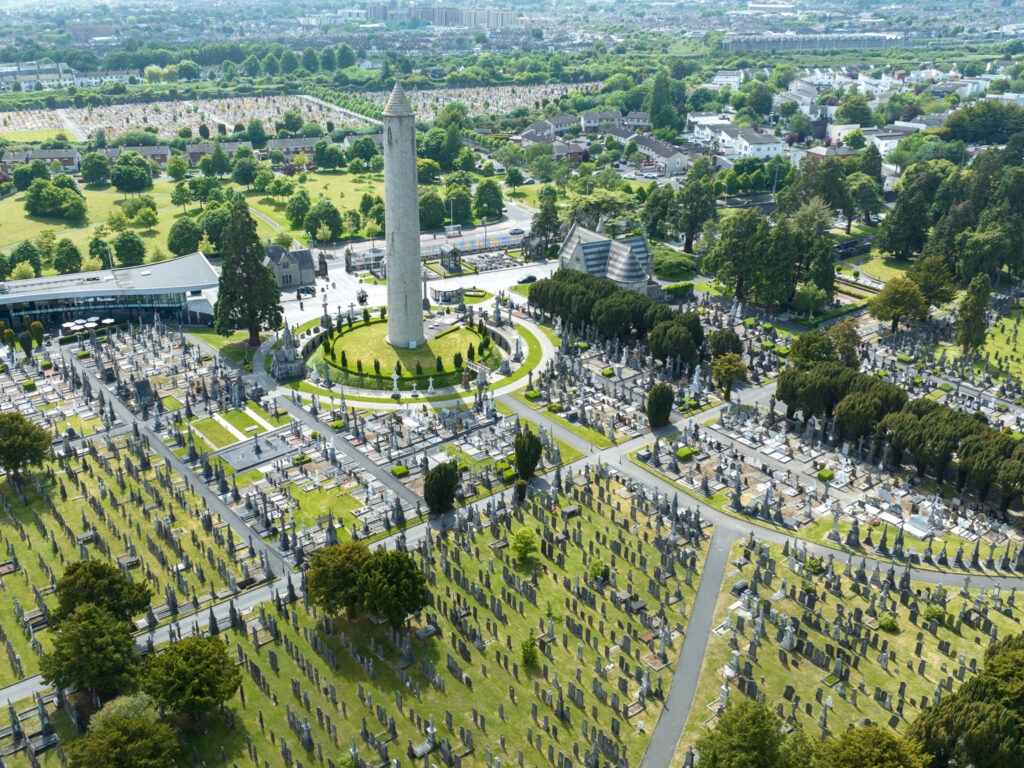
[0,252,218,305]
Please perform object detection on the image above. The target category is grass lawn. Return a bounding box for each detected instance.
[247,399,291,426]
[860,256,911,283]
[220,408,265,436]
[0,128,71,143]
[191,416,238,449]
[285,481,362,528]
[507,184,551,210]
[509,283,532,298]
[162,395,182,411]
[189,329,262,369]
[326,319,496,384]
[927,302,1024,383]
[461,289,493,304]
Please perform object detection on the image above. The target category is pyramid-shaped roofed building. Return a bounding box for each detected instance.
[557,222,658,296]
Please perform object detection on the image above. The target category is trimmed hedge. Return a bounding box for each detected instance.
[546,403,564,413]
[293,454,312,466]
[602,368,614,377]
[524,390,542,400]
[817,468,834,482]
[664,281,694,298]
[392,465,409,478]
[22,380,36,392]
[676,447,695,461]
[75,350,91,359]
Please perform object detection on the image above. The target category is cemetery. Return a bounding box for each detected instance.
[673,531,1024,762]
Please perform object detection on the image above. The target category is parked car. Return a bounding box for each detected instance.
[298,285,316,296]
[517,274,537,284]
[509,227,525,235]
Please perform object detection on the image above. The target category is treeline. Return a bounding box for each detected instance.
[876,141,1024,286]
[777,359,1024,511]
[528,269,705,366]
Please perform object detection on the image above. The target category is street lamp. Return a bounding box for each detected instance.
[482,216,488,248]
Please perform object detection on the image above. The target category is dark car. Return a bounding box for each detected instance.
[298,285,316,296]
[517,274,537,285]
[509,227,525,235]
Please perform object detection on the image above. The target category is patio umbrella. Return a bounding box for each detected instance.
[86,316,100,323]
[84,322,98,329]
[101,318,115,325]
[61,321,76,328]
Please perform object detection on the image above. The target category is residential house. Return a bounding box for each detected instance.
[552,139,587,163]
[265,137,325,161]
[103,145,173,169]
[803,145,857,164]
[605,125,637,143]
[558,222,659,297]
[733,130,786,159]
[825,124,862,145]
[624,111,651,132]
[263,243,315,288]
[632,134,688,174]
[712,70,744,89]
[580,110,623,132]
[185,141,253,164]
[2,148,81,173]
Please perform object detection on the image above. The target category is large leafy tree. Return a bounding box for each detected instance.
[705,207,769,300]
[53,238,82,274]
[0,411,51,478]
[112,230,146,266]
[110,151,153,197]
[815,725,926,768]
[676,175,716,253]
[531,199,561,244]
[868,277,928,333]
[695,700,786,768]
[649,320,697,365]
[304,198,343,240]
[642,182,677,240]
[956,273,991,353]
[423,460,459,514]
[473,179,504,220]
[142,636,241,719]
[713,352,747,401]
[80,151,111,185]
[789,328,838,370]
[360,550,430,630]
[167,217,202,256]
[67,716,177,768]
[906,254,956,307]
[213,199,282,347]
[307,542,373,616]
[909,686,1024,768]
[514,428,542,480]
[53,560,152,626]
[41,604,137,695]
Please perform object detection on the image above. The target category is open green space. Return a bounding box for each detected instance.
[509,283,533,298]
[859,256,911,283]
[927,302,1024,384]
[189,329,264,370]
[247,399,291,426]
[0,128,72,143]
[190,416,240,448]
[314,318,501,391]
[219,408,265,436]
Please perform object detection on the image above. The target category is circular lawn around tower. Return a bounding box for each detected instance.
[308,318,502,391]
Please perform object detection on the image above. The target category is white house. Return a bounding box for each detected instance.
[734,131,786,159]
[712,70,744,89]
[632,134,688,174]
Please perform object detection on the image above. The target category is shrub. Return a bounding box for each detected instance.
[938,382,953,392]
[293,453,312,466]
[676,447,695,461]
[75,350,91,359]
[22,380,36,392]
[515,478,527,500]
[896,354,912,363]
[330,420,345,430]
[817,468,834,482]
[391,465,409,478]
[664,281,694,298]
[877,613,899,632]
[805,556,824,575]
[502,468,516,483]
[40,361,52,370]
[602,368,614,377]
[546,403,563,413]
[524,390,541,400]
[576,342,589,351]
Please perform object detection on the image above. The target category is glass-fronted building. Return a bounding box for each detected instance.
[0,253,218,330]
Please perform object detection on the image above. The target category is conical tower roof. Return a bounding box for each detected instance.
[383,81,414,117]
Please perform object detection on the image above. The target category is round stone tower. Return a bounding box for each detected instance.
[383,81,425,349]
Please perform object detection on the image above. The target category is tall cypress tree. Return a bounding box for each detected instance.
[214,200,282,347]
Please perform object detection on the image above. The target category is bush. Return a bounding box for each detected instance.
[546,403,564,413]
[293,454,312,466]
[330,420,345,430]
[524,390,541,400]
[515,478,527,501]
[922,605,947,624]
[896,354,912,363]
[664,281,694,299]
[40,361,52,370]
[938,382,953,392]
[676,447,695,461]
[805,556,824,575]
[391,465,409,478]
[602,368,614,377]
[502,468,517,483]
[817,468,834,482]
[76,350,91,359]
[22,380,36,392]
[877,613,899,632]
